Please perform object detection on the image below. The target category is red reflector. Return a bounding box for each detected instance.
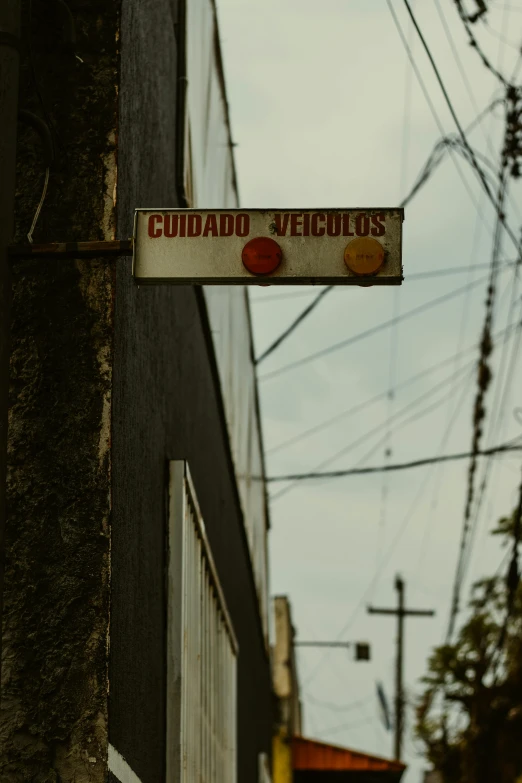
[242,237,282,276]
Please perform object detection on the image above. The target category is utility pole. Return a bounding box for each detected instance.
[368,576,435,761]
[0,0,21,672]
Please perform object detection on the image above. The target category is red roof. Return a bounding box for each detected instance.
[292,736,406,773]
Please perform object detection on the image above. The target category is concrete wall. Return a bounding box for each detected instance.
[110,1,273,778]
[0,1,273,782]
[0,0,118,779]
[272,597,303,783]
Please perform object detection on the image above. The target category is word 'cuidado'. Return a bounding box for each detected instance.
[147,212,387,239]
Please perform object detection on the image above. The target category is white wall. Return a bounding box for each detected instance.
[184,0,270,641]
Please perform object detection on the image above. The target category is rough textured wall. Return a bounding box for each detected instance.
[109,2,274,780]
[0,1,118,780]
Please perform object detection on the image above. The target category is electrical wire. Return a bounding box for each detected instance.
[267,312,519,458]
[402,0,520,251]
[260,274,494,382]
[269,360,478,503]
[456,276,522,602]
[27,167,49,244]
[446,155,511,641]
[386,0,494,230]
[302,459,459,688]
[452,0,510,85]
[266,442,522,483]
[491,461,522,661]
[251,56,509,365]
[413,364,475,582]
[316,712,375,738]
[458,5,522,597]
[251,260,517,304]
[255,286,332,364]
[419,271,516,592]
[303,693,370,713]
[431,0,522,223]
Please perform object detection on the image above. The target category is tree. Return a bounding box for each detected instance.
[417,508,522,783]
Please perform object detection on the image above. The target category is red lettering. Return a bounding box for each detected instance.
[326,214,341,237]
[148,214,163,238]
[311,213,325,237]
[187,214,202,237]
[371,213,386,237]
[219,213,234,236]
[290,214,303,237]
[203,214,218,237]
[235,214,250,237]
[303,213,310,236]
[342,213,354,236]
[179,214,187,237]
[274,213,290,237]
[164,215,178,237]
[355,213,370,236]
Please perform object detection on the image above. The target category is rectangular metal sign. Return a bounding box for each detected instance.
[133,208,403,285]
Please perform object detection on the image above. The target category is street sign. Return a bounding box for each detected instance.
[355,642,371,661]
[133,208,403,285]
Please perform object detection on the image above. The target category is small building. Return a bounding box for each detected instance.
[293,736,406,782]
[272,596,406,783]
[1,0,272,781]
[423,773,443,783]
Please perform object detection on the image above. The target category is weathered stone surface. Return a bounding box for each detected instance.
[0,0,118,779]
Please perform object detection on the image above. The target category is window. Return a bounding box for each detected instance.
[166,461,238,783]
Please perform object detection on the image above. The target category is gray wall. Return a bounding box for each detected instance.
[109,1,273,781]
[1,0,119,779]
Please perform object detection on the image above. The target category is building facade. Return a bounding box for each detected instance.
[271,596,405,783]
[0,1,273,781]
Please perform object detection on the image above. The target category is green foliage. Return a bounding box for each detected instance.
[417,509,522,783]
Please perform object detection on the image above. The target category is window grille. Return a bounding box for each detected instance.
[167,461,238,783]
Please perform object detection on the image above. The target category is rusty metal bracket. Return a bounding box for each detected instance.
[8,239,134,260]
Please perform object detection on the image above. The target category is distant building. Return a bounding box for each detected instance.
[423,772,444,783]
[292,736,406,782]
[0,0,272,781]
[271,596,406,783]
[273,596,304,782]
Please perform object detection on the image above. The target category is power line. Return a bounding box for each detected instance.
[255,286,332,364]
[386,0,499,233]
[300,365,518,691]
[302,458,466,688]
[452,0,510,85]
[491,461,522,661]
[303,693,370,713]
[265,345,473,457]
[446,157,511,641]
[266,441,522,483]
[316,713,375,738]
[267,319,521,510]
[402,0,520,251]
[252,38,511,365]
[269,361,477,503]
[455,276,522,605]
[254,136,502,365]
[287,362,474,475]
[251,259,517,304]
[260,274,495,382]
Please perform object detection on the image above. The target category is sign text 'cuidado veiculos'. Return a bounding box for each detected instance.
[133,209,403,285]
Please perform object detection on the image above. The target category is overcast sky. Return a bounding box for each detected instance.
[216,1,522,780]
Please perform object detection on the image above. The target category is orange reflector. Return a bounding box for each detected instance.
[242,237,282,276]
[344,237,385,276]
